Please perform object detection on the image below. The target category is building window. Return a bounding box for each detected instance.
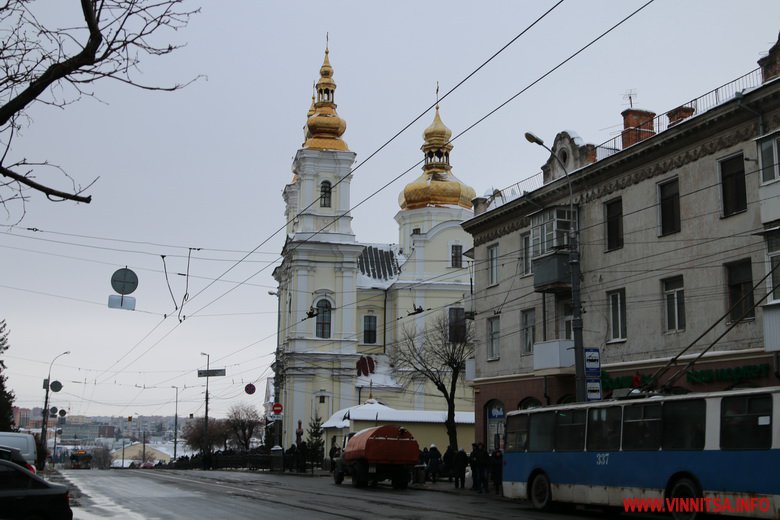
[318,395,326,404]
[449,307,466,343]
[315,300,332,338]
[726,259,754,322]
[605,198,623,250]
[663,276,685,332]
[769,232,780,302]
[531,207,576,257]
[521,309,535,354]
[720,154,747,217]
[659,178,680,235]
[760,134,780,183]
[320,181,332,208]
[608,289,627,341]
[520,233,532,275]
[488,244,499,285]
[487,317,500,359]
[363,315,377,344]
[451,244,463,268]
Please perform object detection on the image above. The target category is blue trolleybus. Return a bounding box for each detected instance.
[503,386,780,519]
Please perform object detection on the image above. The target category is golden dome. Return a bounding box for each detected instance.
[399,105,475,210]
[304,47,349,152]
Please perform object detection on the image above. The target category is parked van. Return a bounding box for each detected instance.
[0,432,38,466]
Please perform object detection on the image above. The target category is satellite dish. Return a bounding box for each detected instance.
[111,268,139,295]
[50,380,63,392]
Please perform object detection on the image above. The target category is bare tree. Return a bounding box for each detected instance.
[0,0,199,219]
[391,312,474,450]
[226,403,262,452]
[181,417,228,453]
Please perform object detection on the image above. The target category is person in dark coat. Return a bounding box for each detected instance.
[442,445,455,482]
[469,443,480,490]
[453,448,468,489]
[490,449,503,495]
[477,444,490,493]
[426,444,442,483]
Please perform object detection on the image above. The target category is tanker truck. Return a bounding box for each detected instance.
[333,424,419,489]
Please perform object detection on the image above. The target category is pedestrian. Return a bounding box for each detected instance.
[469,443,481,491]
[490,449,503,495]
[443,445,455,483]
[453,448,468,489]
[478,444,490,493]
[427,444,441,483]
[329,439,341,473]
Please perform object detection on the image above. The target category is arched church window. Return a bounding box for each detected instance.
[315,299,332,338]
[320,181,332,208]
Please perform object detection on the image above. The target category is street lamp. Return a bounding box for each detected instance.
[39,350,70,470]
[525,132,586,402]
[201,352,210,470]
[171,386,179,461]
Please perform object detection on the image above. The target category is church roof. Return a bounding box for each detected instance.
[357,245,400,285]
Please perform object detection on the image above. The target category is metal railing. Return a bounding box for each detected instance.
[491,68,764,209]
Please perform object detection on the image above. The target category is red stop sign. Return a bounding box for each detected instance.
[272,403,283,414]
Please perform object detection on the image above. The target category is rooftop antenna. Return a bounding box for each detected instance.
[436,81,439,106]
[623,88,638,108]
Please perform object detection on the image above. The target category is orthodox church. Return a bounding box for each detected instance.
[271,47,476,448]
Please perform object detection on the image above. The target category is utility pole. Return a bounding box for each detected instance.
[201,352,210,470]
[39,351,70,470]
[525,132,587,402]
[172,386,179,460]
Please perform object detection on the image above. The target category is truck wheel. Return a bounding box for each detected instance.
[333,470,344,485]
[352,461,368,488]
[392,470,409,490]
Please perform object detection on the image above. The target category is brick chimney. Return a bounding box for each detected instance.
[621,108,656,149]
[759,32,780,83]
[667,105,695,126]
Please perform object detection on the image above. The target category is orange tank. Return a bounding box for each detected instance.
[342,424,419,466]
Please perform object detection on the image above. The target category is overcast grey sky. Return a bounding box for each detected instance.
[2,1,779,420]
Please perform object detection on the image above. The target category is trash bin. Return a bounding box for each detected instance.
[270,445,283,472]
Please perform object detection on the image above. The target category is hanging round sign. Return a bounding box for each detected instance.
[58,409,67,417]
[244,383,256,395]
[111,267,139,295]
[49,380,63,392]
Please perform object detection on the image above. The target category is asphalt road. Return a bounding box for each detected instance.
[56,469,609,520]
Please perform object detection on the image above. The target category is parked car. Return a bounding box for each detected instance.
[0,459,72,520]
[0,432,38,467]
[0,444,37,474]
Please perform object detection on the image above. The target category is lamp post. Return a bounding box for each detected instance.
[201,352,210,470]
[171,386,179,461]
[525,132,586,402]
[39,350,70,470]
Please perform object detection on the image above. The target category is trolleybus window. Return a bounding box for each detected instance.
[586,406,621,451]
[555,409,586,451]
[662,399,705,450]
[622,403,661,451]
[505,414,528,452]
[528,411,555,452]
[721,393,772,450]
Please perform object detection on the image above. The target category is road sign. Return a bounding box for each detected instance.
[245,383,256,395]
[111,268,139,295]
[584,347,601,378]
[272,403,283,414]
[269,414,282,421]
[197,368,226,377]
[49,380,63,392]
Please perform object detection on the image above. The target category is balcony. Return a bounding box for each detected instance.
[532,251,571,293]
[533,339,574,371]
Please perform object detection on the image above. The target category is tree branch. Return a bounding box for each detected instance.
[0,165,92,203]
